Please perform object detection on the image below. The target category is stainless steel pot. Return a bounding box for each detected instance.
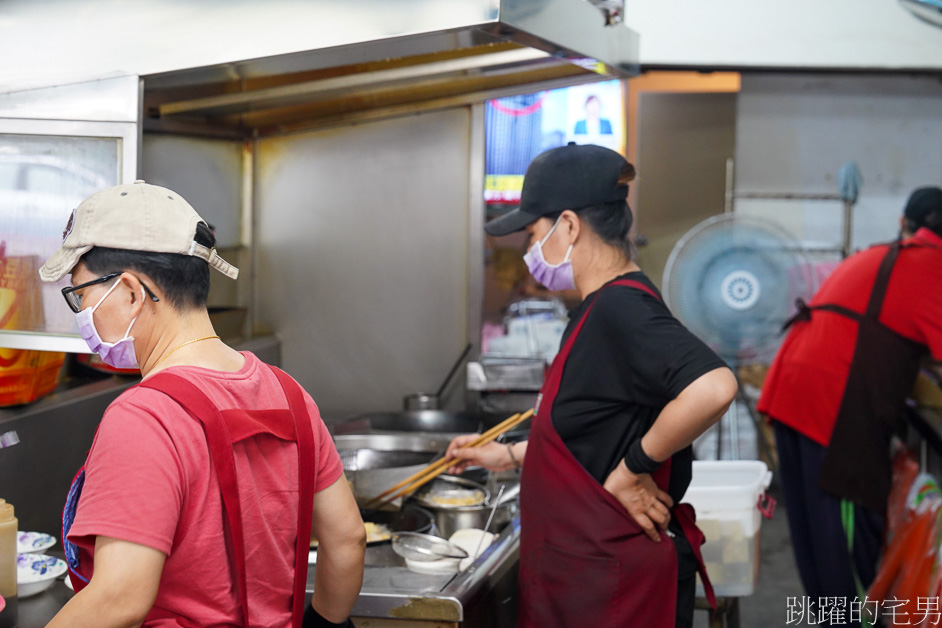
[403,392,440,411]
[414,476,517,537]
[401,343,473,411]
[430,501,517,538]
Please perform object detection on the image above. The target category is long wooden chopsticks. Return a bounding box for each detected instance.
[365,408,534,510]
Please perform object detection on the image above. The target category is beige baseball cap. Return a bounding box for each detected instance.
[40,180,239,283]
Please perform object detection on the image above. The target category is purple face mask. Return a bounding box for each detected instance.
[523,216,576,291]
[75,279,142,370]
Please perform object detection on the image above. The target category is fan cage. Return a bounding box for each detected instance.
[662,214,819,365]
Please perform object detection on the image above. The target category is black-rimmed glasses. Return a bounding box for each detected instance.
[61,272,160,314]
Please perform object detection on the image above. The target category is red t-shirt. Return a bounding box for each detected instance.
[757,228,942,446]
[68,352,344,627]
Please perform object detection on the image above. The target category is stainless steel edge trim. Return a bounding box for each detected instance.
[467,102,486,367]
[159,49,549,117]
[0,331,91,353]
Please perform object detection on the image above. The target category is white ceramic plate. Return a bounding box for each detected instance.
[17,531,56,554]
[404,557,460,575]
[449,528,495,571]
[17,553,67,598]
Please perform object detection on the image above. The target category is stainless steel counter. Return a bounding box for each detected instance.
[307,516,520,627]
[324,411,525,626]
[17,580,73,628]
[21,518,520,628]
[13,398,522,627]
[14,549,73,628]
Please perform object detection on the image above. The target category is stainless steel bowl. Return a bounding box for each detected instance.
[391,531,469,561]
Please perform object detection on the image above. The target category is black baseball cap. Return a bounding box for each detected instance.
[904,186,942,230]
[484,143,630,236]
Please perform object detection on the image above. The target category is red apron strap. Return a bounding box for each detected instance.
[864,240,901,319]
[543,277,661,398]
[674,503,717,608]
[269,365,317,628]
[139,373,252,626]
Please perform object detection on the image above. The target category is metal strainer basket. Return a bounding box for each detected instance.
[391,531,469,562]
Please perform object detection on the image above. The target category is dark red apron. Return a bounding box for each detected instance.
[63,365,316,628]
[518,279,715,628]
[784,240,929,513]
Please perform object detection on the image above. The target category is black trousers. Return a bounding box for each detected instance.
[773,421,885,618]
[670,514,698,628]
[676,571,695,628]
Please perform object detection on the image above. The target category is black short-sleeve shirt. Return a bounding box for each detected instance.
[551,272,727,575]
[552,271,726,496]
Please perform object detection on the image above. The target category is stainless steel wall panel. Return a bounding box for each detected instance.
[255,108,472,420]
[141,135,244,248]
[141,134,249,309]
[466,104,486,362]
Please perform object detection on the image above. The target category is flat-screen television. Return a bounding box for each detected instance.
[484,79,625,207]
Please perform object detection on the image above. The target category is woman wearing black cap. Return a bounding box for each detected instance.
[901,186,942,238]
[447,144,737,628]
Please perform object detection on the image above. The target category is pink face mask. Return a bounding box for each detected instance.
[523,216,576,291]
[75,280,142,370]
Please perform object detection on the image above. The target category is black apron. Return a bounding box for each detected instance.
[784,241,927,512]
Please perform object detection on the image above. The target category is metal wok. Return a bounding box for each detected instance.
[333,410,532,440]
[360,504,434,541]
[334,433,450,509]
[311,504,434,559]
[360,505,436,567]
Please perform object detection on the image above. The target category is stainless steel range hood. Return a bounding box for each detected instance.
[143,0,640,137]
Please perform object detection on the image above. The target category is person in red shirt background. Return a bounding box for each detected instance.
[40,181,365,628]
[758,186,942,621]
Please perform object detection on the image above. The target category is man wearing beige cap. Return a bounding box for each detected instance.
[44,181,364,628]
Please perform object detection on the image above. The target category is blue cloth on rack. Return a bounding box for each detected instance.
[838,161,862,203]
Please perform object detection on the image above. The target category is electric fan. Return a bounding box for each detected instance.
[900,0,942,28]
[662,214,817,365]
[662,214,819,462]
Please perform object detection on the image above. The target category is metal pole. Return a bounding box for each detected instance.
[842,199,854,258]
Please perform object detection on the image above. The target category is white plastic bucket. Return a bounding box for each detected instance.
[684,460,773,598]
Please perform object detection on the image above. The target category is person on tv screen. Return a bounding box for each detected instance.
[574,95,613,135]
